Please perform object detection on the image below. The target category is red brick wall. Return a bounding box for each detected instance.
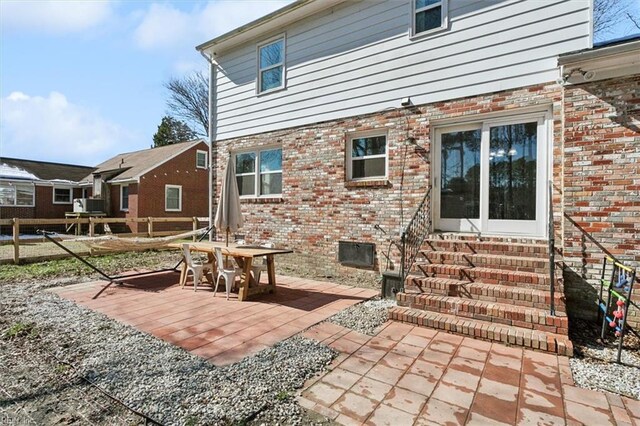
[214,83,563,275]
[0,186,82,220]
[108,183,139,233]
[562,74,640,327]
[138,141,209,232]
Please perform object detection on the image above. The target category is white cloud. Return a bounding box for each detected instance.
[1,91,137,166]
[0,0,112,34]
[133,1,294,51]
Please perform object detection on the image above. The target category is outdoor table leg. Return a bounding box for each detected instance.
[267,255,276,294]
[237,256,253,301]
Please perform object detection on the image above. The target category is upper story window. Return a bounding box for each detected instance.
[53,186,72,204]
[412,0,447,36]
[347,133,388,181]
[165,185,182,212]
[236,148,282,197]
[120,185,129,211]
[0,182,35,207]
[257,36,285,94]
[196,150,208,169]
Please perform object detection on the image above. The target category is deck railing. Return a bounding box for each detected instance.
[400,187,432,287]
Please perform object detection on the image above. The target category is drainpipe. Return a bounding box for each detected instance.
[200,50,217,241]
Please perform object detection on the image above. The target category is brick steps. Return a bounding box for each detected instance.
[415,263,561,290]
[397,292,567,334]
[389,306,573,356]
[423,237,548,256]
[406,277,565,312]
[421,250,550,274]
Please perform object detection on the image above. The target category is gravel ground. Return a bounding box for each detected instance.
[1,278,339,425]
[329,298,397,336]
[569,318,640,399]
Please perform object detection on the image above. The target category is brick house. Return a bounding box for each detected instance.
[79,140,210,233]
[196,0,639,349]
[0,157,94,220]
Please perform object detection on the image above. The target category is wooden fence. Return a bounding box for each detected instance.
[0,216,210,264]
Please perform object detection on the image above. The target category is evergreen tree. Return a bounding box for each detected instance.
[152,116,197,147]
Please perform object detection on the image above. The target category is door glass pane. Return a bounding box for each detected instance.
[440,130,481,219]
[488,122,537,220]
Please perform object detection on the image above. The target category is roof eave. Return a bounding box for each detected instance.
[196,0,345,56]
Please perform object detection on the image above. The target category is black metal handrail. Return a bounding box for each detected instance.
[548,180,556,316]
[400,187,432,287]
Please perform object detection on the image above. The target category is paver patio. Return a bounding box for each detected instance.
[300,321,640,426]
[50,271,377,366]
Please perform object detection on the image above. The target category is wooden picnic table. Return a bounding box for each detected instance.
[168,241,293,301]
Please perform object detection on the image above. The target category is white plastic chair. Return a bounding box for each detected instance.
[181,244,212,291]
[214,247,237,300]
[251,242,274,285]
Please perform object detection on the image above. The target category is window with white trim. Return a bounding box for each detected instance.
[347,134,388,181]
[53,186,72,204]
[196,150,208,169]
[235,148,282,197]
[165,185,182,212]
[0,182,35,206]
[257,36,285,94]
[120,185,129,211]
[412,0,447,36]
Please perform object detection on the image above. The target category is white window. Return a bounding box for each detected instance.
[165,185,182,212]
[257,36,285,94]
[347,133,388,181]
[412,0,447,37]
[235,148,282,197]
[196,150,208,169]
[120,185,129,211]
[0,182,35,207]
[53,186,72,204]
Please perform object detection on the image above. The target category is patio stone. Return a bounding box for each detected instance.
[331,392,378,422]
[339,356,376,376]
[366,364,405,386]
[303,382,346,407]
[57,272,374,367]
[381,387,427,415]
[417,398,468,425]
[366,403,418,425]
[321,368,362,391]
[350,376,393,403]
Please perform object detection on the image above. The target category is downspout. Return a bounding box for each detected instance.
[200,50,217,241]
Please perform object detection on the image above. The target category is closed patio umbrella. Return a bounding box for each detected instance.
[215,155,243,246]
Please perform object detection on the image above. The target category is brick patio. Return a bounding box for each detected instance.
[300,321,640,426]
[50,271,377,366]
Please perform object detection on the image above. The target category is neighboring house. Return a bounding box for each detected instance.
[79,140,210,233]
[0,157,94,220]
[196,1,639,332]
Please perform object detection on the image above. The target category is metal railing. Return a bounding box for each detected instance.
[400,187,433,287]
[548,180,556,316]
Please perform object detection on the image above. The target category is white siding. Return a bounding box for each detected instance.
[213,0,591,140]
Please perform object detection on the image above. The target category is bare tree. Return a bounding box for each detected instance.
[164,71,209,137]
[593,0,640,40]
[627,12,640,30]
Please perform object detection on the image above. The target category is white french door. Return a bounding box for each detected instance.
[433,113,549,237]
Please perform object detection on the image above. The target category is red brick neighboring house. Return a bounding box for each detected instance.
[0,158,94,220]
[79,140,210,233]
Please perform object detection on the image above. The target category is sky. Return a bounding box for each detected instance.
[1,0,638,167]
[0,0,293,166]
